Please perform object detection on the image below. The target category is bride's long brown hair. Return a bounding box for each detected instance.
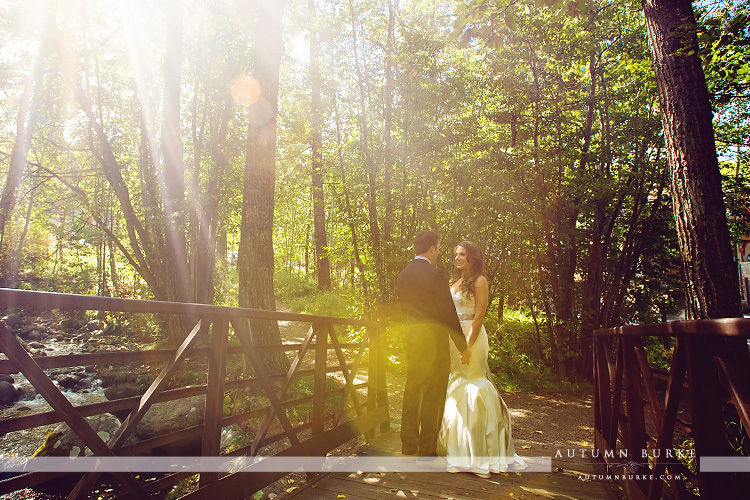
[450,241,484,299]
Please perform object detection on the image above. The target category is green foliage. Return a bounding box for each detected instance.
[722,171,750,244]
[0,0,744,383]
[641,336,674,371]
[163,474,200,500]
[698,2,750,105]
[275,269,364,319]
[489,308,589,393]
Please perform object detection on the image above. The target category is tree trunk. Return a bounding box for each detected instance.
[8,187,35,286]
[330,46,368,295]
[643,0,741,319]
[0,24,49,285]
[238,0,289,375]
[643,2,748,496]
[308,0,331,291]
[160,0,190,304]
[348,0,386,301]
[381,0,396,293]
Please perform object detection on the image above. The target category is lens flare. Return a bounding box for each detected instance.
[231,75,261,106]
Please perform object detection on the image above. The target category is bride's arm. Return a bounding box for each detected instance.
[467,276,489,349]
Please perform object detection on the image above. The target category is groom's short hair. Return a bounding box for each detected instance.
[414,230,439,255]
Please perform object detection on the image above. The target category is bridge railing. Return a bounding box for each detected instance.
[0,288,389,499]
[593,319,750,500]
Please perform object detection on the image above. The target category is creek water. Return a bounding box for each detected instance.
[1,335,110,458]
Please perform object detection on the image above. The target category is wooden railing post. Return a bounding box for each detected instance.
[593,336,610,450]
[684,336,744,498]
[201,317,227,488]
[312,321,327,435]
[371,325,389,432]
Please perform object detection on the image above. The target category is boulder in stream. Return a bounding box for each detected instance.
[0,381,21,405]
[134,395,206,455]
[86,320,103,331]
[2,313,22,329]
[32,413,139,457]
[59,317,83,330]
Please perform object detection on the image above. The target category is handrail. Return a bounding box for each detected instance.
[0,287,378,327]
[593,319,750,500]
[0,287,389,499]
[594,317,750,337]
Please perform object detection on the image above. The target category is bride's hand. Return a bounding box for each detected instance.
[460,349,471,364]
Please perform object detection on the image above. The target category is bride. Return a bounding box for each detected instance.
[439,241,526,478]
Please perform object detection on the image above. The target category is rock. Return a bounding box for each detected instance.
[60,318,83,330]
[26,331,43,342]
[18,386,35,400]
[86,320,103,331]
[2,314,22,328]
[28,341,44,349]
[99,367,147,388]
[57,375,89,391]
[135,396,206,438]
[94,395,208,456]
[32,414,139,457]
[0,374,13,384]
[104,383,142,400]
[0,381,21,405]
[102,323,124,336]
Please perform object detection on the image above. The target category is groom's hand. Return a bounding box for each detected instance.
[460,349,471,364]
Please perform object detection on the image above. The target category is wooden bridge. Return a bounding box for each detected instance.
[0,288,748,499]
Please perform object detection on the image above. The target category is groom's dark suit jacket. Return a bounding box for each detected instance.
[397,258,468,354]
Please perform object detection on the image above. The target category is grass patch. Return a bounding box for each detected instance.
[275,269,364,319]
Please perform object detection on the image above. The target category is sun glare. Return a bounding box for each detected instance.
[231,74,261,106]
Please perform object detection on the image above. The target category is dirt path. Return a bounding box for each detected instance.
[386,368,595,453]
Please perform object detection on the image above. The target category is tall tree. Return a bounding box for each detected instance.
[348,0,386,301]
[308,0,331,291]
[0,14,49,285]
[643,2,749,495]
[238,0,288,373]
[160,0,190,303]
[643,0,741,319]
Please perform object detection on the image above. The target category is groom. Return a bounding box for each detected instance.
[397,230,471,459]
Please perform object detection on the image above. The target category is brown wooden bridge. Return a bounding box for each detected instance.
[0,288,748,500]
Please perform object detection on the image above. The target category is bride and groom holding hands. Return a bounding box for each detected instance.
[397,230,526,478]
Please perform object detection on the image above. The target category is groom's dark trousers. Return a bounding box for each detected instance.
[397,258,468,456]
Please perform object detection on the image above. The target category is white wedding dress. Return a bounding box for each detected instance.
[439,289,526,475]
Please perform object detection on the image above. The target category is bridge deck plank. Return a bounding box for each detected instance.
[289,430,623,500]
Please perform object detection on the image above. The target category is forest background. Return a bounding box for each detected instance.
[0,0,748,386]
